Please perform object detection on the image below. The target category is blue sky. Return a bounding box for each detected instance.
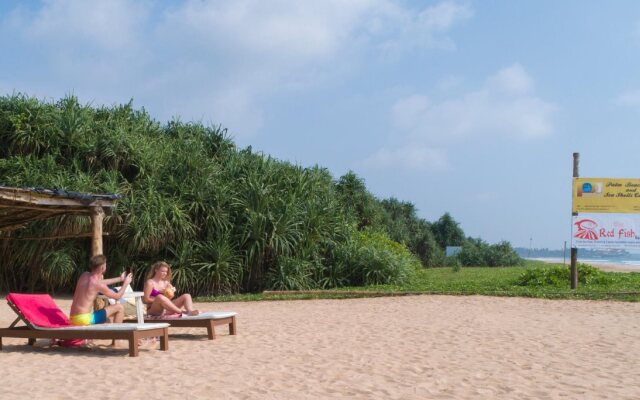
[2,0,640,249]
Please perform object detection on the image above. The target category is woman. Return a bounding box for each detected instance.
[143,261,200,316]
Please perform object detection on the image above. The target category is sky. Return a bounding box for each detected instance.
[1,0,640,249]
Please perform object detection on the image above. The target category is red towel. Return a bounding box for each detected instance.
[7,293,71,328]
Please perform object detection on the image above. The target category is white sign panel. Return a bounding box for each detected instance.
[572,214,640,249]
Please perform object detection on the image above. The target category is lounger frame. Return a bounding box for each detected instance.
[0,300,169,357]
[160,315,236,340]
[127,315,236,340]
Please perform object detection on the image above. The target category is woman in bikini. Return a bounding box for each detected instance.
[143,261,200,316]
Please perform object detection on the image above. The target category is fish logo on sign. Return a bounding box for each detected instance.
[574,219,599,240]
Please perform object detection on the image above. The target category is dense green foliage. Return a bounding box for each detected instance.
[0,94,426,294]
[0,94,522,295]
[378,198,443,267]
[205,261,640,303]
[516,263,611,286]
[456,238,523,267]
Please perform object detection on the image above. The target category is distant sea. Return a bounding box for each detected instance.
[526,257,640,269]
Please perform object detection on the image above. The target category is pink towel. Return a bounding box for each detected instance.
[7,293,71,328]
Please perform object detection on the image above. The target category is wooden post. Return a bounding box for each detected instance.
[571,153,579,289]
[91,206,105,257]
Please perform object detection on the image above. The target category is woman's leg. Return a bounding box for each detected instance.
[172,294,199,315]
[148,294,183,315]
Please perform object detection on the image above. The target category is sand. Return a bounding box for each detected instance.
[2,295,640,399]
[532,257,640,273]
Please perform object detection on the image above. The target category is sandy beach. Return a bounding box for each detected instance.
[1,296,640,399]
[531,257,640,273]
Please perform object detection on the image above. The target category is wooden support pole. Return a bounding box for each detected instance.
[5,232,110,241]
[91,206,105,257]
[571,152,579,289]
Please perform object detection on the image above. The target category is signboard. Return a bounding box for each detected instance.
[445,246,462,257]
[572,178,640,213]
[572,213,640,249]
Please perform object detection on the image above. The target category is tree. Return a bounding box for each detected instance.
[431,212,465,249]
[335,171,383,229]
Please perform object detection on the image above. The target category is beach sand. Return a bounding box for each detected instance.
[2,295,640,399]
[532,257,640,273]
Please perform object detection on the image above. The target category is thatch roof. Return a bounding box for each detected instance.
[0,186,120,232]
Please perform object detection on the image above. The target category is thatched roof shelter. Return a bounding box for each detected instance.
[0,186,120,256]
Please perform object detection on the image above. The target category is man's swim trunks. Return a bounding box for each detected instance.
[69,309,107,325]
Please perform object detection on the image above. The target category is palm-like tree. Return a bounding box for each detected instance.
[0,94,471,294]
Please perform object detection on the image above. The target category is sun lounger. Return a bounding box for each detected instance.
[0,293,170,357]
[141,311,238,340]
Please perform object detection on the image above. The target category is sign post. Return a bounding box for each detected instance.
[570,159,640,288]
[571,153,579,289]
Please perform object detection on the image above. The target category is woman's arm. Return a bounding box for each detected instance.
[143,280,155,304]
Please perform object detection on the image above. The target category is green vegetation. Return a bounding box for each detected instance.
[516,263,612,286]
[457,238,523,267]
[2,94,522,295]
[5,93,631,303]
[199,261,640,302]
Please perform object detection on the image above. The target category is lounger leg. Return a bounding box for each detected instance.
[129,341,138,357]
[207,321,215,340]
[129,332,139,357]
[229,316,237,335]
[28,338,36,346]
[0,336,3,350]
[160,329,168,351]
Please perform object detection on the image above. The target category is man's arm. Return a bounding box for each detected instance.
[97,273,133,300]
[101,271,126,286]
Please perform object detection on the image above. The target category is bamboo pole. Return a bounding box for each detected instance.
[4,232,110,241]
[91,206,105,257]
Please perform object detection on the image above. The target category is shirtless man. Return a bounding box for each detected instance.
[69,254,133,326]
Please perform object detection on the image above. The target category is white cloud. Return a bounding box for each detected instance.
[414,0,473,47]
[360,145,448,171]
[616,90,640,106]
[155,0,473,136]
[436,75,464,91]
[14,0,149,51]
[1,0,472,138]
[391,95,430,130]
[392,63,557,141]
[486,63,533,95]
[160,0,472,59]
[363,63,556,171]
[376,0,473,52]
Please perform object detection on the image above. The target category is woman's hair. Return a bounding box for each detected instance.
[147,261,172,281]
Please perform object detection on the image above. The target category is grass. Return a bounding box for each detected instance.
[196,260,640,303]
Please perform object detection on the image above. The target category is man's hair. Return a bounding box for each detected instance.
[90,254,107,271]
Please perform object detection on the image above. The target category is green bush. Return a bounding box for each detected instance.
[457,239,522,267]
[443,256,462,272]
[334,229,420,286]
[516,263,612,287]
[266,257,313,291]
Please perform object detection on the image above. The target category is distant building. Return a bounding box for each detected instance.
[446,246,462,257]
